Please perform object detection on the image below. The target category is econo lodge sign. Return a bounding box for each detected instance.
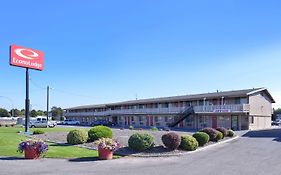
[10,45,44,71]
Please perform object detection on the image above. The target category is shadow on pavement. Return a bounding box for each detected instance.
[0,156,24,160]
[242,128,281,142]
[68,157,99,162]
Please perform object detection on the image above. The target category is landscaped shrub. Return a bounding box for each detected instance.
[33,129,45,135]
[180,135,199,151]
[88,126,113,141]
[128,133,154,151]
[192,132,210,146]
[67,129,88,145]
[161,132,181,150]
[215,131,223,142]
[227,129,235,137]
[200,128,218,141]
[151,126,158,131]
[216,127,228,138]
[129,125,134,130]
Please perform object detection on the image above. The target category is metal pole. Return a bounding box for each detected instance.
[25,68,30,133]
[47,86,49,123]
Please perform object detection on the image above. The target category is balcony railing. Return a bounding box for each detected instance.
[65,104,250,116]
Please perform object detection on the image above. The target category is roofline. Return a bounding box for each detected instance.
[247,88,276,103]
[65,87,275,110]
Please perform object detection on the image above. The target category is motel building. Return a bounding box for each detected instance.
[64,88,275,131]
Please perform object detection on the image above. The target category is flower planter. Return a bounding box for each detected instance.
[98,147,113,160]
[24,147,40,159]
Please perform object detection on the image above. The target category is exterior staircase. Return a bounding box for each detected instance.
[168,106,194,127]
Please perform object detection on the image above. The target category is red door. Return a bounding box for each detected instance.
[146,116,150,126]
[212,116,217,128]
[128,117,131,125]
[179,121,184,128]
[150,116,154,126]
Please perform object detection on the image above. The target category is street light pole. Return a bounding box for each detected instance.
[47,86,50,122]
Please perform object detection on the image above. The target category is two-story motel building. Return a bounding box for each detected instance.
[65,88,275,130]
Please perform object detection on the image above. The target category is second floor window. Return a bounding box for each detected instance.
[161,103,169,108]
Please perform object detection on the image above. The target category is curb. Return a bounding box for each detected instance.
[125,136,239,158]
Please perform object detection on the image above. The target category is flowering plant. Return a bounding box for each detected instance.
[95,138,120,151]
[18,139,48,155]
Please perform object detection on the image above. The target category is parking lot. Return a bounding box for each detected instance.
[1,128,281,175]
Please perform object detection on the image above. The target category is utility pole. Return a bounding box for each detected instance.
[47,86,50,123]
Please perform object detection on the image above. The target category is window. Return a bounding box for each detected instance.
[161,103,169,108]
[139,116,144,122]
[235,97,240,104]
[154,116,159,122]
[164,116,168,122]
[186,116,193,123]
[249,116,254,124]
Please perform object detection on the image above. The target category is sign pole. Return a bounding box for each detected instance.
[25,68,30,133]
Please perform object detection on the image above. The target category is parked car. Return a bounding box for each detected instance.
[29,117,56,128]
[91,120,116,127]
[272,119,281,126]
[62,119,80,125]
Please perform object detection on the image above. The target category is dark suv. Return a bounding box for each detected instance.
[91,120,116,127]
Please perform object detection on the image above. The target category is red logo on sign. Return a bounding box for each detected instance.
[10,45,44,71]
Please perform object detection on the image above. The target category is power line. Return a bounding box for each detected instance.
[53,88,95,99]
[29,77,96,99]
[29,77,46,90]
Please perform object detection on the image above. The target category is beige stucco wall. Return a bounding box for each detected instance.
[248,92,273,130]
[249,116,271,130]
[249,92,272,117]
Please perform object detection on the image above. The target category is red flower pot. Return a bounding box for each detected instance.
[24,147,40,159]
[98,147,113,160]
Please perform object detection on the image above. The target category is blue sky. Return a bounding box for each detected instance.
[1,0,281,110]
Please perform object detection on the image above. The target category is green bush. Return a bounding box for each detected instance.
[128,133,154,151]
[192,132,210,146]
[129,125,134,130]
[67,129,88,145]
[216,127,228,139]
[227,129,235,137]
[33,129,45,135]
[215,131,223,142]
[180,135,199,151]
[88,126,113,141]
[151,126,158,131]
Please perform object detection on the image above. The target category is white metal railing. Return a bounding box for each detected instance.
[65,104,250,116]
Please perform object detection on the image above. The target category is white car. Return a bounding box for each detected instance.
[62,119,80,125]
[29,117,56,128]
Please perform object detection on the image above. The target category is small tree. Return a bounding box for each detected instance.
[0,108,11,117]
[273,108,281,121]
[30,110,38,117]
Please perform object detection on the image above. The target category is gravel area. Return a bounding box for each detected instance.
[33,128,194,148]
[32,128,234,157]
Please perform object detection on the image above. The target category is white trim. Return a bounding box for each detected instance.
[246,88,266,96]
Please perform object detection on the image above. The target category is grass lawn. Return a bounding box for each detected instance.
[0,127,101,158]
